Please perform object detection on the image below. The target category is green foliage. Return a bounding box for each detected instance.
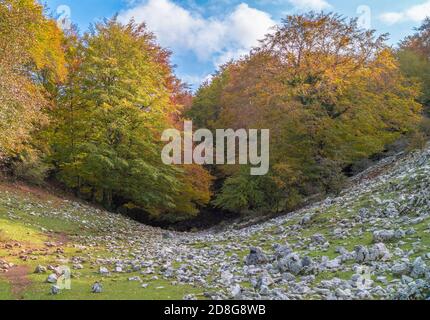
[399,18,430,110]
[48,19,211,219]
[213,168,280,213]
[11,150,50,185]
[397,49,430,110]
[213,165,303,214]
[185,69,230,129]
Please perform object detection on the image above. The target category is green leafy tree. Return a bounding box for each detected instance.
[398,18,430,111]
[49,19,211,219]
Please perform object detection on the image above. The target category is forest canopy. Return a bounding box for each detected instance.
[0,1,429,222]
[189,13,424,213]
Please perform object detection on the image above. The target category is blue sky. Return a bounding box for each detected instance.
[44,0,430,89]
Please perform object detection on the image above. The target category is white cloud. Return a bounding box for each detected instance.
[118,0,275,63]
[288,0,331,11]
[380,1,430,25]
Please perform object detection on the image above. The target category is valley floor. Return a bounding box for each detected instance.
[1,147,430,300]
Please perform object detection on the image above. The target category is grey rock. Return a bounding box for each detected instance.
[392,262,411,276]
[358,208,371,219]
[99,267,109,275]
[278,253,303,275]
[401,275,414,284]
[92,282,103,293]
[282,273,296,282]
[311,234,326,245]
[256,273,273,290]
[46,273,58,284]
[301,256,313,268]
[245,247,268,266]
[220,271,234,286]
[230,284,242,298]
[300,214,313,225]
[411,257,427,278]
[373,230,396,243]
[369,243,391,261]
[274,244,292,259]
[162,232,174,240]
[50,285,61,295]
[355,245,370,263]
[383,203,399,217]
[326,258,341,269]
[34,265,47,274]
[128,276,141,282]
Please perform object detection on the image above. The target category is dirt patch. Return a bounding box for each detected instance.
[48,232,70,246]
[3,265,32,299]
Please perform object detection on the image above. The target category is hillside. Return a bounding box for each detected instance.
[1,146,430,300]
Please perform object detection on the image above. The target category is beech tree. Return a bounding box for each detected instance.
[0,0,66,180]
[49,19,212,219]
[398,18,430,110]
[190,13,422,213]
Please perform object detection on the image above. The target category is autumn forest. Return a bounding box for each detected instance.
[1,0,430,225]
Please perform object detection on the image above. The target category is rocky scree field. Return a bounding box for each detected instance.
[1,146,430,300]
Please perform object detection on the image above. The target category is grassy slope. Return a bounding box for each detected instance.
[1,148,430,300]
[0,183,201,300]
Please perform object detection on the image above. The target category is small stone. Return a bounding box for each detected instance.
[401,275,414,284]
[355,245,369,263]
[373,230,396,243]
[274,244,292,259]
[245,247,268,266]
[162,232,173,240]
[411,257,427,278]
[278,253,303,275]
[50,285,61,295]
[370,243,391,261]
[256,273,273,290]
[92,282,103,293]
[392,262,410,276]
[282,273,296,282]
[358,208,370,219]
[99,267,109,275]
[383,203,399,217]
[73,264,84,270]
[128,276,141,282]
[326,258,341,269]
[300,214,313,225]
[34,265,47,274]
[230,284,241,298]
[376,276,388,284]
[46,273,58,284]
[311,234,326,245]
[220,271,234,286]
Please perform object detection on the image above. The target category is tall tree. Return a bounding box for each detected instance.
[49,19,212,219]
[190,13,422,213]
[398,18,430,110]
[0,0,66,178]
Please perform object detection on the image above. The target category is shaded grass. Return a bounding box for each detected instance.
[0,279,12,300]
